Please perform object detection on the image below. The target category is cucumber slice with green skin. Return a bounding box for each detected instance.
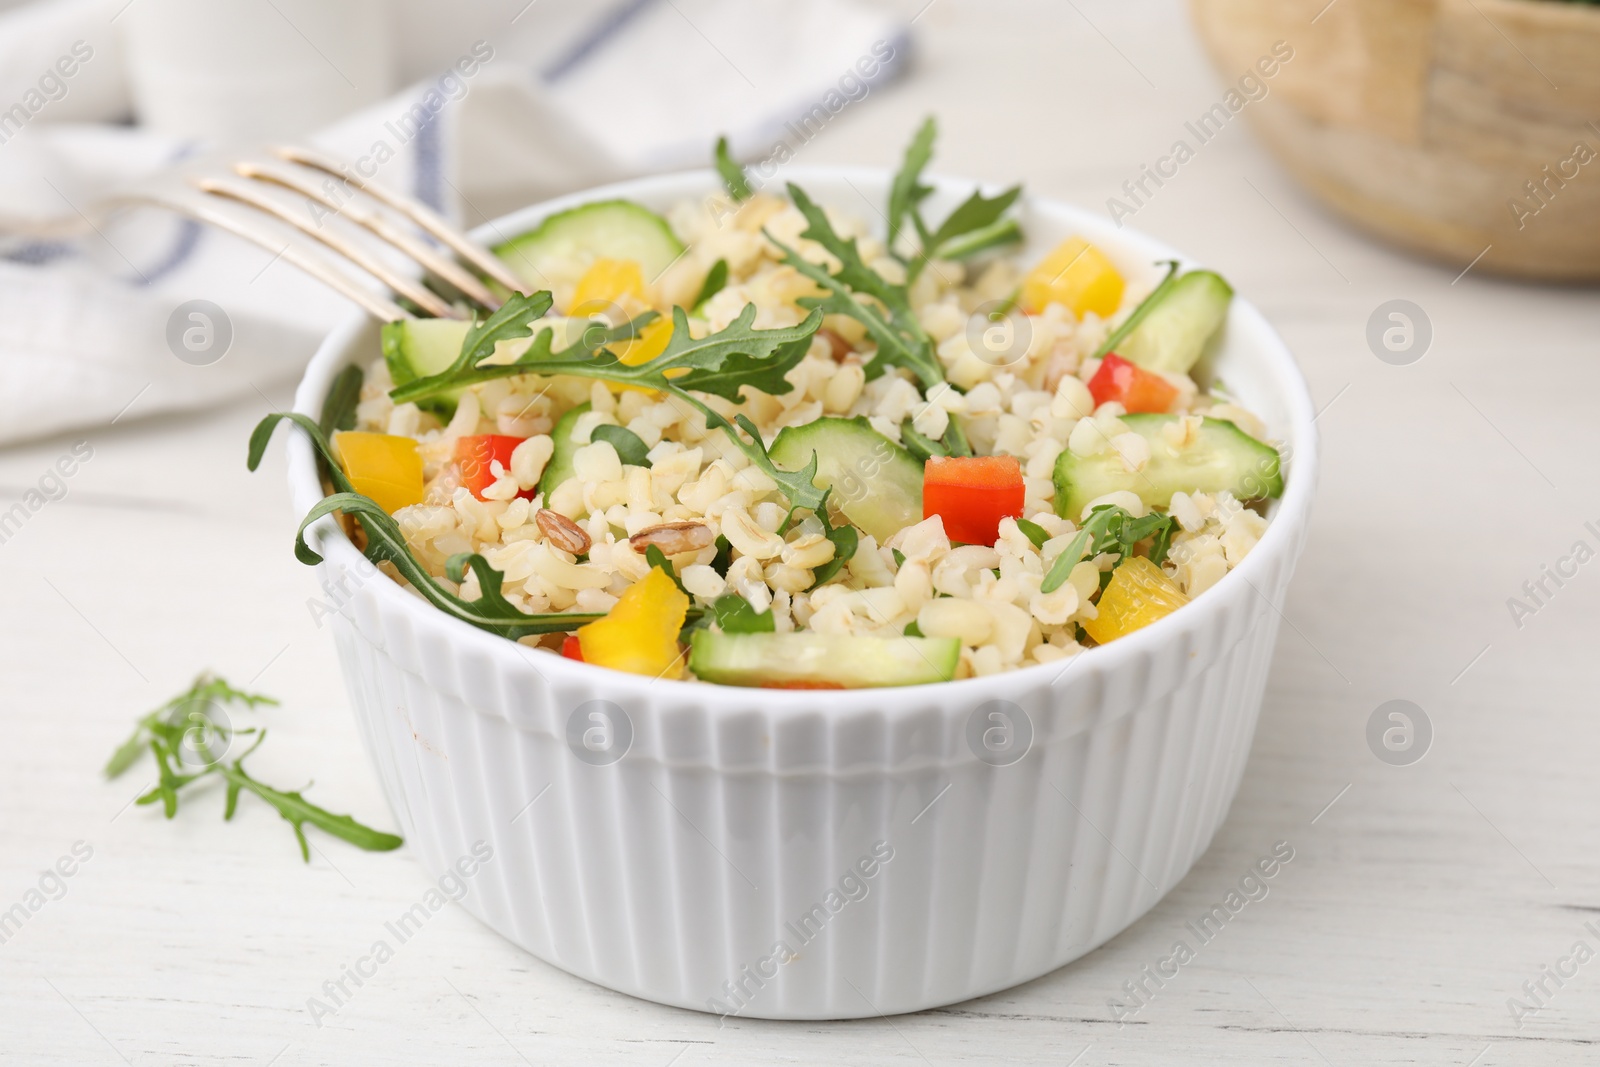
[381,318,472,416]
[493,200,685,291]
[539,402,591,499]
[768,417,924,542]
[688,631,961,688]
[1104,270,1233,375]
[1052,413,1281,520]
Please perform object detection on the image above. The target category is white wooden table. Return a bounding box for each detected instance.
[4,1,1599,1063]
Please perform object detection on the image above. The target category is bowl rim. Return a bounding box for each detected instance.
[287,164,1319,713]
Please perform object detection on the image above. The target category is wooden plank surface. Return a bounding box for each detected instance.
[3,1,1598,1063]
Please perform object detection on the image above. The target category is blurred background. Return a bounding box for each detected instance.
[2,1,1598,1063]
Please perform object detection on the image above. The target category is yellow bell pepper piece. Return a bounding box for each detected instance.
[576,568,690,679]
[1019,237,1125,319]
[1082,556,1188,645]
[571,257,647,316]
[334,431,424,515]
[614,316,674,366]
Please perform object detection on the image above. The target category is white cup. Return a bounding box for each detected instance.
[118,0,396,142]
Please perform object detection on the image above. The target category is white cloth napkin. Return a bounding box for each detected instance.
[0,0,910,446]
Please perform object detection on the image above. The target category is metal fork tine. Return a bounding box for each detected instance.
[98,193,410,322]
[194,177,464,320]
[234,160,503,311]
[273,145,533,296]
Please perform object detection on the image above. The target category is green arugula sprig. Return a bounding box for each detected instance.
[715,137,753,202]
[887,117,1024,283]
[1039,505,1177,595]
[248,412,609,639]
[388,298,830,515]
[769,185,944,390]
[106,674,402,861]
[1094,260,1180,359]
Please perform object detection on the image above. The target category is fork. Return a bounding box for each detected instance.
[0,145,531,323]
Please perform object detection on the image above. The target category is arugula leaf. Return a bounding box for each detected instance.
[933,216,1023,262]
[113,674,401,861]
[710,534,733,576]
[319,364,364,438]
[716,413,828,514]
[941,417,973,457]
[389,303,651,406]
[251,414,618,639]
[1040,528,1092,595]
[925,186,1023,254]
[1094,260,1181,359]
[383,297,829,516]
[438,290,555,383]
[769,187,942,389]
[393,303,816,409]
[715,136,753,202]
[249,412,355,495]
[1014,518,1049,549]
[899,417,946,462]
[887,117,937,255]
[218,736,403,860]
[294,491,607,638]
[808,519,857,589]
[665,305,819,401]
[106,674,278,780]
[712,594,774,633]
[692,258,729,309]
[591,424,651,467]
[1038,505,1178,594]
[909,186,1023,283]
[644,546,689,595]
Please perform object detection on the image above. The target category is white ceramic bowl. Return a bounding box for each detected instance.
[287,168,1318,1020]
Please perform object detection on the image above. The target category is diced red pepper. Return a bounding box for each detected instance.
[923,455,1025,546]
[1087,353,1179,414]
[561,634,585,661]
[455,434,534,501]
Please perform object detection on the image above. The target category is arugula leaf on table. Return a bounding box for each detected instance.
[108,674,402,861]
[105,674,277,780]
[715,136,753,202]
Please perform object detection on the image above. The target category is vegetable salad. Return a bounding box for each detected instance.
[253,120,1284,688]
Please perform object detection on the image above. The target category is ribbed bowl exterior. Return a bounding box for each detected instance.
[289,169,1318,1019]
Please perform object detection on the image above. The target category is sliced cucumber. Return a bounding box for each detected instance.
[1053,413,1281,520]
[688,631,960,688]
[493,200,685,291]
[381,318,471,415]
[539,402,591,499]
[769,417,924,542]
[1109,270,1233,375]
